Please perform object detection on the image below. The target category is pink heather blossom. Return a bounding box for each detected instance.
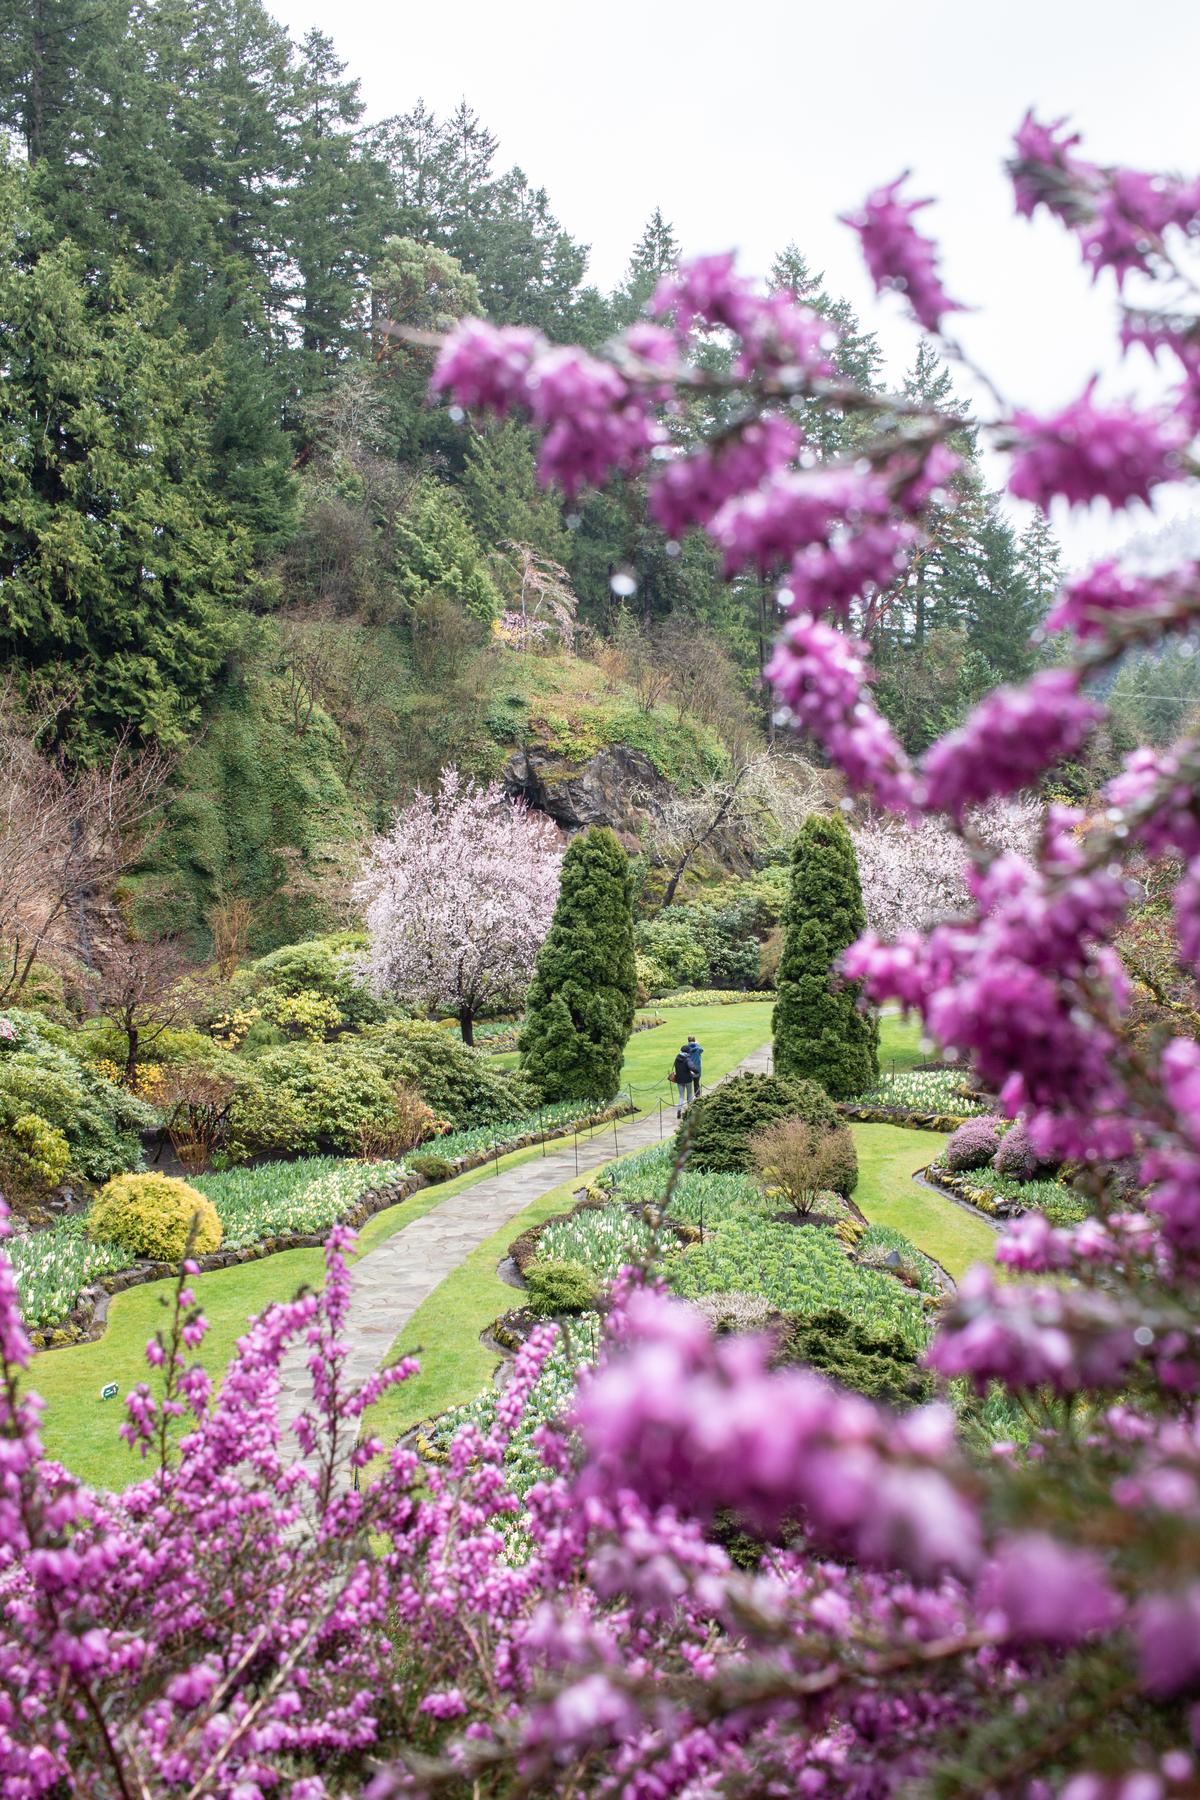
[527,346,662,494]
[842,174,967,333]
[919,669,1102,819]
[571,1290,981,1579]
[650,251,761,338]
[1046,560,1200,640]
[431,317,546,413]
[1175,858,1200,970]
[929,1266,1138,1394]
[782,520,916,622]
[1010,114,1200,286]
[1010,113,1100,224]
[1105,747,1200,862]
[1136,1587,1200,1695]
[979,1534,1121,1644]
[710,466,890,576]
[1007,383,1187,511]
[648,415,801,538]
[766,613,917,813]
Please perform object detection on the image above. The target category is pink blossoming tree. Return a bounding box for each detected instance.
[356,766,562,1042]
[8,112,1200,1799]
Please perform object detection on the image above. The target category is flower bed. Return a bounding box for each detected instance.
[429,1097,630,1166]
[648,989,774,1008]
[667,1214,933,1356]
[18,1158,412,1346]
[839,1068,988,1130]
[925,1163,1090,1227]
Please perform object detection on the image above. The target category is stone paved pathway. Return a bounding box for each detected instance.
[275,1044,772,1446]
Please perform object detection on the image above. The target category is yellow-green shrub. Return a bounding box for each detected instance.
[0,1112,71,1200]
[89,1172,223,1262]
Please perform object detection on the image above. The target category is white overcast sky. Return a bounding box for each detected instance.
[269,0,1200,563]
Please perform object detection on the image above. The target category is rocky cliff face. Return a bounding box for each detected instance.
[503,744,672,846]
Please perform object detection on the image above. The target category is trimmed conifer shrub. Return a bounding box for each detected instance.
[520,827,637,1103]
[773,814,879,1100]
[683,1072,855,1191]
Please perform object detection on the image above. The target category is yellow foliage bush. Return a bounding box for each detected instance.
[89,1172,223,1262]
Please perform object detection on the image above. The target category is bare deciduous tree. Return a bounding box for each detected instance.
[646,751,827,908]
[0,694,171,1003]
[71,925,206,1087]
[497,541,578,651]
[751,1116,854,1219]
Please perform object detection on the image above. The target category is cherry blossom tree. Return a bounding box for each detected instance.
[853,796,1042,936]
[356,766,562,1042]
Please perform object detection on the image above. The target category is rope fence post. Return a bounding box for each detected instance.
[573,1128,579,1178]
[612,1113,619,1157]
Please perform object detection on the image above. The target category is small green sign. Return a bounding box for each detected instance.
[100,1381,119,1401]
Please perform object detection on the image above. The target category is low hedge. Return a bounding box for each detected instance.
[837,1102,980,1133]
[650,990,774,1008]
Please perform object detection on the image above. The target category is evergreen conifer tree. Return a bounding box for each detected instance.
[520,828,637,1103]
[773,815,878,1099]
[1017,512,1065,623]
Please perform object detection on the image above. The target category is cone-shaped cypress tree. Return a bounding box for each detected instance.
[520,826,637,1102]
[772,813,878,1099]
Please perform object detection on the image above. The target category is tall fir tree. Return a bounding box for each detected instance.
[772,814,878,1099]
[285,29,395,394]
[769,245,882,455]
[520,828,638,1103]
[965,496,1038,680]
[613,207,679,325]
[1017,511,1065,624]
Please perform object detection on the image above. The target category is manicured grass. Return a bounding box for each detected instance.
[850,1122,997,1281]
[622,1002,771,1112]
[26,1001,775,1489]
[877,1009,926,1076]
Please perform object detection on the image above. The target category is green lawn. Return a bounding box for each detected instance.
[26,1000,775,1490]
[850,1121,996,1280]
[878,1009,925,1076]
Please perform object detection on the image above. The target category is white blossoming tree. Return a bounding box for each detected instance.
[356,767,563,1043]
[853,797,1041,937]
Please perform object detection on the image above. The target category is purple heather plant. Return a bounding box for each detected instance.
[943,1114,1004,1172]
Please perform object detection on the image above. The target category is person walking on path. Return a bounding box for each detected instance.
[685,1035,704,1094]
[671,1046,696,1117]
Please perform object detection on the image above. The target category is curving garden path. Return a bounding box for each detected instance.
[274,1046,774,1447]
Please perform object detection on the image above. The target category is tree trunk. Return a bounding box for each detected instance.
[459,1006,475,1046]
[125,1025,139,1090]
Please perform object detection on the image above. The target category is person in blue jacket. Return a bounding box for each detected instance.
[685,1035,703,1094]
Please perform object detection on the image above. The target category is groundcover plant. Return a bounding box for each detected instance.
[9,116,1200,1795]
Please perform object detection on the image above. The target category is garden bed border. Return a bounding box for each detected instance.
[29,1100,635,1352]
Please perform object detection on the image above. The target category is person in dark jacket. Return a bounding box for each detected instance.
[685,1035,703,1093]
[671,1047,696,1116]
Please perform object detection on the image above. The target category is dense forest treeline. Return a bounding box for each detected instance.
[0,0,1181,950]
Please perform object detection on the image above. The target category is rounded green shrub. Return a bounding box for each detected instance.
[89,1172,223,1262]
[0,1010,153,1182]
[411,1153,455,1183]
[684,1073,854,1191]
[524,1258,598,1316]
